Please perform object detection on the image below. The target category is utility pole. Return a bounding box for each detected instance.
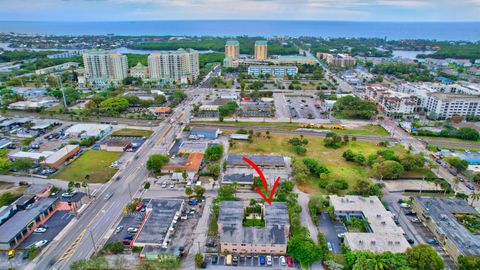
[58,75,68,112]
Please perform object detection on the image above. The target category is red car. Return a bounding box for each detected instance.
[286,256,294,267]
[135,202,144,211]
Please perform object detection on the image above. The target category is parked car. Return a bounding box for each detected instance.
[280,256,286,266]
[34,227,47,233]
[406,238,415,244]
[259,255,265,266]
[188,199,198,206]
[161,182,167,188]
[232,255,238,266]
[135,202,144,211]
[327,242,333,252]
[286,256,294,267]
[19,181,30,186]
[104,192,113,200]
[169,183,175,188]
[127,227,138,233]
[266,255,272,266]
[34,240,48,248]
[211,255,218,264]
[61,192,75,198]
[411,218,421,223]
[400,203,411,208]
[427,238,438,245]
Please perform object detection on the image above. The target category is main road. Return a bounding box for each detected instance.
[27,74,215,270]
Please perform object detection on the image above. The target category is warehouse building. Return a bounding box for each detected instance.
[218,201,290,254]
[412,197,480,264]
[99,137,132,152]
[66,123,112,138]
[330,195,410,253]
[43,145,80,168]
[189,127,221,139]
[226,155,286,168]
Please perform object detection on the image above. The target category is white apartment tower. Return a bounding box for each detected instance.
[82,50,128,86]
[147,49,199,84]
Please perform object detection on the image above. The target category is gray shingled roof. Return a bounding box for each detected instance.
[218,201,289,245]
[415,197,480,256]
[0,197,58,243]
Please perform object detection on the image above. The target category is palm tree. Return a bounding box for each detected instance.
[232,181,239,199]
[470,191,480,207]
[453,177,460,194]
[82,181,89,197]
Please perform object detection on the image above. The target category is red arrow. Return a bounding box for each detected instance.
[242,156,281,205]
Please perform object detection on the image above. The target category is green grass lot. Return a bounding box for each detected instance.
[53,150,123,183]
[196,121,389,136]
[228,133,409,195]
[111,128,153,137]
[212,79,233,89]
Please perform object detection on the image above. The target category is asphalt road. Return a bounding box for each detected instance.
[27,73,215,270]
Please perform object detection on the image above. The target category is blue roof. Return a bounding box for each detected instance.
[226,40,239,45]
[255,40,268,45]
[190,127,220,139]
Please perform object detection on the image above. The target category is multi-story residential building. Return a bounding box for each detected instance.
[218,201,289,254]
[426,93,480,119]
[148,49,199,84]
[247,65,298,77]
[254,40,268,60]
[273,55,318,65]
[317,53,356,67]
[129,62,149,79]
[35,62,80,75]
[225,40,240,60]
[82,50,128,86]
[366,84,418,116]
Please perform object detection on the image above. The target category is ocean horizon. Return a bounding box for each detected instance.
[0,20,479,41]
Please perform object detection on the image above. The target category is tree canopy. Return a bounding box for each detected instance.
[146,154,170,174]
[333,96,377,120]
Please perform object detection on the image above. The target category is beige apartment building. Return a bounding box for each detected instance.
[83,50,128,86]
[147,49,199,84]
[129,62,149,79]
[218,201,289,255]
[225,40,240,60]
[255,40,268,60]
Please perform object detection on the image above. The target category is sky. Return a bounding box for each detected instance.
[0,0,480,22]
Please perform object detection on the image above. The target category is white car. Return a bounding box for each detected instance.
[327,242,333,252]
[61,192,75,198]
[411,218,421,223]
[34,240,48,248]
[161,182,167,188]
[169,183,175,188]
[266,255,272,266]
[127,227,138,233]
[400,203,411,208]
[280,256,286,266]
[114,226,124,234]
[34,227,47,233]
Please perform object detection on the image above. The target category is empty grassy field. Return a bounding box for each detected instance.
[111,128,153,137]
[53,150,123,183]
[228,133,408,195]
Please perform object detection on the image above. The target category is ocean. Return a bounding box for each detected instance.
[0,20,479,41]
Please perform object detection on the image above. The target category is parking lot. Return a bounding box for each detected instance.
[317,212,347,254]
[238,102,275,118]
[205,254,301,268]
[19,211,74,249]
[285,96,328,120]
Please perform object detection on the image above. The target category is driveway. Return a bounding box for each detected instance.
[317,213,346,254]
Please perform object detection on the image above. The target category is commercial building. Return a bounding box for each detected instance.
[254,41,268,61]
[43,145,80,168]
[35,62,80,75]
[218,201,289,254]
[133,199,184,247]
[147,49,199,84]
[11,87,47,99]
[8,98,58,110]
[412,197,480,264]
[247,66,298,77]
[177,141,208,154]
[99,137,132,152]
[161,153,204,180]
[225,40,240,60]
[82,50,128,86]
[189,127,221,139]
[0,197,59,250]
[274,55,319,65]
[66,123,112,138]
[9,151,53,162]
[222,173,254,185]
[330,195,410,253]
[129,62,149,79]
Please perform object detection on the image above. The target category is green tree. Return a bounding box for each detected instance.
[400,153,424,171]
[207,163,221,178]
[458,255,480,270]
[99,97,129,115]
[194,253,204,268]
[194,185,206,197]
[70,256,109,270]
[445,156,469,172]
[146,154,170,174]
[185,187,193,196]
[0,158,12,174]
[287,235,322,267]
[456,127,480,141]
[103,241,124,254]
[405,244,444,270]
[12,158,34,172]
[373,160,404,179]
[204,144,224,161]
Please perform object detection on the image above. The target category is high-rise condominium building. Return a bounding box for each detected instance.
[147,49,199,84]
[255,40,268,60]
[82,50,128,85]
[225,40,240,60]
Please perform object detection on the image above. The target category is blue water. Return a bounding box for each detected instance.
[0,20,479,41]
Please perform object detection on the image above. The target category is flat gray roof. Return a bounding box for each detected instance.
[226,155,285,167]
[223,173,254,184]
[135,199,183,245]
[218,201,289,245]
[415,196,480,256]
[0,197,58,243]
